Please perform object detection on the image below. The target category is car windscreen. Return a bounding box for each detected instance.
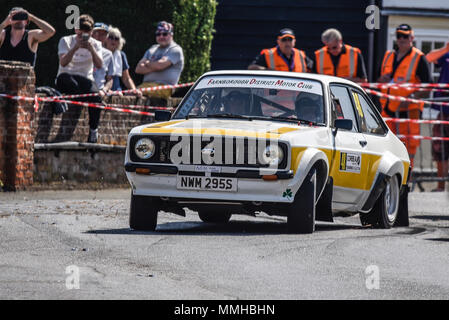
[173,75,325,124]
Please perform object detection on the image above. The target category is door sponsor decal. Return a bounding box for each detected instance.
[340,152,362,173]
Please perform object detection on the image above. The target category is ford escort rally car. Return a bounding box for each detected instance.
[125,70,410,234]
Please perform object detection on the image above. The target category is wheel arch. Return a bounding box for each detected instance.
[291,147,329,200]
[360,152,405,213]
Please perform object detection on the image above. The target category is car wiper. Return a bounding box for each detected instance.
[270,115,318,126]
[206,113,253,120]
[244,115,313,125]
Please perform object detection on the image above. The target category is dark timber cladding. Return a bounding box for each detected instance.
[210,0,371,71]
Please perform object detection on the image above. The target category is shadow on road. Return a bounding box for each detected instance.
[413,215,449,221]
[85,220,363,236]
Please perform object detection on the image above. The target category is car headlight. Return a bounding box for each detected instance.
[134,138,155,160]
[261,145,284,166]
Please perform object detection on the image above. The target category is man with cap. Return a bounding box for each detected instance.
[135,21,184,99]
[92,22,115,98]
[314,28,367,82]
[378,24,431,167]
[248,28,312,73]
[0,7,55,67]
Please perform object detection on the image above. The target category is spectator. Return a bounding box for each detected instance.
[55,14,103,143]
[104,26,141,97]
[377,24,431,168]
[314,28,367,83]
[92,22,115,98]
[248,28,312,73]
[135,21,184,99]
[426,43,449,192]
[0,7,55,67]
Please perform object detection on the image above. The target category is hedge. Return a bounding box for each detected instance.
[0,0,217,86]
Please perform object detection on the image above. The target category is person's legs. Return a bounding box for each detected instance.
[56,73,81,94]
[72,75,103,142]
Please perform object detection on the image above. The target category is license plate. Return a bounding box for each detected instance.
[177,176,237,192]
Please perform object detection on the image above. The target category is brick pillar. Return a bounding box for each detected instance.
[0,60,36,191]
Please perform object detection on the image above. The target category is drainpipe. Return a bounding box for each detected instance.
[367,0,376,82]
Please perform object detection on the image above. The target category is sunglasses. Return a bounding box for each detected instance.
[108,36,120,41]
[396,33,410,39]
[156,32,169,37]
[280,37,294,42]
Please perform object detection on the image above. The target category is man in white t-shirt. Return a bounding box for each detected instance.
[55,14,104,143]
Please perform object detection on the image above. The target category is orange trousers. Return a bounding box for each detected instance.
[382,109,421,167]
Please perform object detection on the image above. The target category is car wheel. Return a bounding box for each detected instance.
[287,169,316,234]
[198,211,232,224]
[129,193,158,231]
[360,175,400,229]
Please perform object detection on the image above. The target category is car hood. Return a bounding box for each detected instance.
[136,118,319,139]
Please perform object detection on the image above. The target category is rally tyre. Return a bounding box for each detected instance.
[360,176,400,229]
[198,211,232,224]
[394,185,409,227]
[287,169,316,234]
[129,193,158,231]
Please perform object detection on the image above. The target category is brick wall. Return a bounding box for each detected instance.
[34,144,127,184]
[0,60,36,190]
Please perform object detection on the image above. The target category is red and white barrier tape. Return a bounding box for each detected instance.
[365,88,449,107]
[384,117,449,125]
[397,134,449,142]
[361,82,449,89]
[56,82,194,99]
[0,93,157,116]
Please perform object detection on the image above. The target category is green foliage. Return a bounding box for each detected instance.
[173,0,217,82]
[0,0,216,86]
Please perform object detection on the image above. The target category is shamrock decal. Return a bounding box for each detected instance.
[283,189,293,199]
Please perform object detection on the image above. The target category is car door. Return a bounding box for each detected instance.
[349,89,389,193]
[329,84,370,210]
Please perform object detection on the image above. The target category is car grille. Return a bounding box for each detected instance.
[129,135,288,169]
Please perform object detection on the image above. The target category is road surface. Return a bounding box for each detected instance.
[0,188,448,299]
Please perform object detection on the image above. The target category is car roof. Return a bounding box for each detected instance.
[200,70,364,91]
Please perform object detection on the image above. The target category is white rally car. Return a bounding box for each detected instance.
[125,71,410,233]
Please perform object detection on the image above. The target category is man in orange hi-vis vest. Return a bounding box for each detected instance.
[248,28,312,73]
[378,24,431,167]
[314,28,367,83]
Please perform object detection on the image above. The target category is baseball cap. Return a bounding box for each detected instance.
[156,21,173,34]
[93,22,109,32]
[278,28,295,39]
[396,24,413,35]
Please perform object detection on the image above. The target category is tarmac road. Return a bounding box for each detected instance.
[0,188,448,300]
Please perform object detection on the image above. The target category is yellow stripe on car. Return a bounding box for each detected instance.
[291,147,383,191]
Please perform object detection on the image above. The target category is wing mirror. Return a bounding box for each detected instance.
[154,110,172,122]
[334,119,353,131]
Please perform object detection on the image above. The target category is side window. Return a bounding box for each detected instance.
[352,91,387,135]
[329,85,359,132]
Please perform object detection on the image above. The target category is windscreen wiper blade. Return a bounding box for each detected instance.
[270,116,318,126]
[206,113,253,120]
